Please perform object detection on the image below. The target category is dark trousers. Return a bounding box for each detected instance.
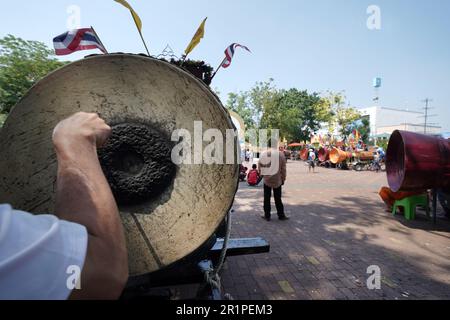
[264,184,285,218]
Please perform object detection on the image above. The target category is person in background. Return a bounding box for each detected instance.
[258,143,289,221]
[376,147,386,162]
[0,112,128,300]
[308,148,316,173]
[247,164,263,187]
[245,149,251,162]
[239,164,248,182]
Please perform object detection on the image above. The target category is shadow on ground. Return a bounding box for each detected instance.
[221,179,450,300]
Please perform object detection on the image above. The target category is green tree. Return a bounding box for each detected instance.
[0,35,67,115]
[347,116,371,144]
[314,94,335,124]
[264,88,322,143]
[335,106,362,137]
[248,79,278,127]
[358,117,371,143]
[225,79,279,130]
[226,91,255,129]
[0,113,6,128]
[319,91,362,138]
[226,80,337,143]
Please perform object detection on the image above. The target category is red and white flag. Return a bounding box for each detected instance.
[53,28,106,56]
[221,43,251,68]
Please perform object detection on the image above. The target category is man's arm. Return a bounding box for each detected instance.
[258,158,264,176]
[52,112,128,300]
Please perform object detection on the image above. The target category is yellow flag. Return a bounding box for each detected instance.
[184,18,207,56]
[114,0,142,32]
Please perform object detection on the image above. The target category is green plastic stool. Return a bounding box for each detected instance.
[392,194,430,221]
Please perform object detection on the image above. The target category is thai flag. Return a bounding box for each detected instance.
[221,43,251,69]
[53,28,106,56]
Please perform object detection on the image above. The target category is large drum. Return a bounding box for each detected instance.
[386,130,450,192]
[329,148,352,164]
[0,54,239,281]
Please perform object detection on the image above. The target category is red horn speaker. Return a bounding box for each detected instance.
[318,147,330,162]
[386,130,450,192]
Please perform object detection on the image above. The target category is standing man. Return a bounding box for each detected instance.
[308,148,316,173]
[258,143,288,221]
[245,149,251,163]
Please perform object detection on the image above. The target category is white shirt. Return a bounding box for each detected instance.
[0,204,88,300]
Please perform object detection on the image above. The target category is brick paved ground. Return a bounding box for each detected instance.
[221,160,450,300]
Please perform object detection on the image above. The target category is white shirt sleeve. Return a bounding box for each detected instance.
[0,204,88,300]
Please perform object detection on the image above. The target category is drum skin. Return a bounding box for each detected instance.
[0,54,239,277]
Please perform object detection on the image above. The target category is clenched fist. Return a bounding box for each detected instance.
[53,112,111,153]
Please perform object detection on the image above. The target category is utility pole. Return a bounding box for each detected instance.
[420,98,437,134]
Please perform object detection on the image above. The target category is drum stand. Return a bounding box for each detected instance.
[121,211,270,300]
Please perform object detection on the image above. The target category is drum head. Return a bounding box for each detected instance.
[0,54,239,276]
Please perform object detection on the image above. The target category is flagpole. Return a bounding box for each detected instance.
[129,13,150,56]
[137,28,151,56]
[180,51,190,66]
[210,57,227,82]
[90,26,109,54]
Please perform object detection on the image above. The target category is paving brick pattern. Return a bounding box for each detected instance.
[221,161,450,300]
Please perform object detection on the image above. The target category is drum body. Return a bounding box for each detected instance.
[386,130,450,192]
[329,148,352,164]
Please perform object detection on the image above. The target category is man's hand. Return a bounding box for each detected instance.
[53,112,111,156]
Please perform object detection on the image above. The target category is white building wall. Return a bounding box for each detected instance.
[358,106,440,136]
[359,106,378,137]
[316,106,442,138]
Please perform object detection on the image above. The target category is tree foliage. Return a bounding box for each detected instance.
[226,91,256,129]
[265,88,322,143]
[320,91,363,138]
[225,82,368,144]
[0,113,6,128]
[348,117,371,143]
[0,35,67,114]
[226,79,280,129]
[247,79,278,127]
[226,80,325,143]
[334,106,362,137]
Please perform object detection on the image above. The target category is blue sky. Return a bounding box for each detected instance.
[1,0,449,131]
